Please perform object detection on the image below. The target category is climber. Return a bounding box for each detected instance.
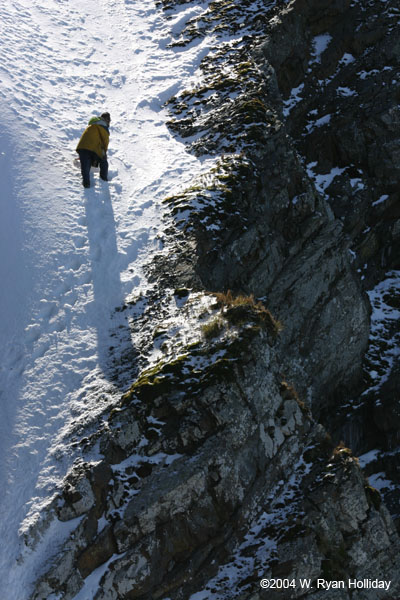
[76,112,111,188]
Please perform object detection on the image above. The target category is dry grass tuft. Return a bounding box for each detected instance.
[215,290,282,335]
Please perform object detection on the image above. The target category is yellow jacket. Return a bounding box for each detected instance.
[76,119,109,160]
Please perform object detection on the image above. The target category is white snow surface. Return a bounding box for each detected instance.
[364,271,400,395]
[0,0,217,597]
[306,162,346,195]
[309,33,332,65]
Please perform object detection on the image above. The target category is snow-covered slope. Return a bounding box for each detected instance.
[0,0,215,596]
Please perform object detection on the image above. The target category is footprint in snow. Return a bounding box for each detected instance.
[72,235,86,249]
[38,300,58,320]
[70,257,84,271]
[78,272,92,286]
[50,318,66,333]
[54,278,72,297]
[25,323,41,344]
[31,340,51,362]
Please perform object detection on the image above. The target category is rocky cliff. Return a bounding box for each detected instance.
[30,0,400,598]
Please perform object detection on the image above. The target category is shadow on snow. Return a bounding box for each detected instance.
[84,180,139,391]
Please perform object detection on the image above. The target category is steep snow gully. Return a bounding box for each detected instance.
[0,0,215,596]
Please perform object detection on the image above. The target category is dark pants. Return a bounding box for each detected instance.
[77,149,108,186]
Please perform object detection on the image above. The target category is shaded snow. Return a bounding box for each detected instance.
[364,271,400,396]
[305,113,331,133]
[71,552,127,600]
[309,33,332,65]
[187,453,312,599]
[372,194,389,206]
[336,86,357,97]
[350,177,365,190]
[358,449,380,468]
[283,83,305,116]
[306,162,346,194]
[340,53,356,66]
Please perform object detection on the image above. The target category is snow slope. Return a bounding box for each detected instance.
[0,0,215,596]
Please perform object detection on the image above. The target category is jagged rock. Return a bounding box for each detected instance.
[77,525,117,579]
[166,49,370,407]
[373,363,400,433]
[30,327,400,599]
[265,0,400,288]
[57,461,96,522]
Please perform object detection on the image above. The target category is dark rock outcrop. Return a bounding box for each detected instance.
[32,325,400,599]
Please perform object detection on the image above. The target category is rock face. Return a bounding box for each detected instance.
[30,0,400,598]
[257,0,400,517]
[268,0,400,289]
[31,326,400,600]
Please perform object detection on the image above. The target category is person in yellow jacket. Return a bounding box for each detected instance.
[76,112,111,188]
